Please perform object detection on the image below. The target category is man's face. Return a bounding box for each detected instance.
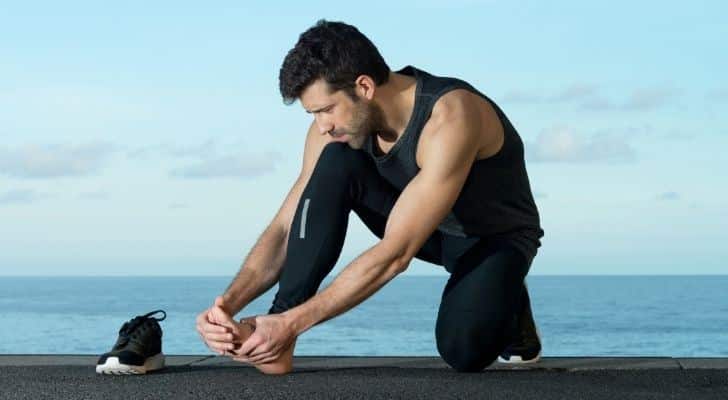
[299,78,385,150]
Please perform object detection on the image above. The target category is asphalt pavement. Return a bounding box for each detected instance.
[1,355,727,399]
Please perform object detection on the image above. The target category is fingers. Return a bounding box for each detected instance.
[200,322,230,334]
[209,340,238,355]
[196,308,240,356]
[196,323,237,343]
[253,355,280,365]
[200,332,235,354]
[196,331,236,355]
[227,333,262,358]
[197,307,231,332]
[203,330,238,343]
[224,331,283,365]
[246,341,274,359]
[238,331,265,355]
[196,313,230,340]
[199,329,236,352]
[210,304,238,331]
[231,351,279,365]
[248,349,276,364]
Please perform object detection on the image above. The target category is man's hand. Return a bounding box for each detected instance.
[195,296,245,355]
[229,313,297,365]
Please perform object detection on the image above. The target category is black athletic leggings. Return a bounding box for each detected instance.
[268,142,535,372]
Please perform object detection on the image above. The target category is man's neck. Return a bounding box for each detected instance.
[372,71,418,145]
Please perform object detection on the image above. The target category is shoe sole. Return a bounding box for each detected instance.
[497,351,541,364]
[96,353,165,375]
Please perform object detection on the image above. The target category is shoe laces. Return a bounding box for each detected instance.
[117,310,166,344]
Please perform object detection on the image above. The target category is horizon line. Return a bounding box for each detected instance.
[1,274,727,278]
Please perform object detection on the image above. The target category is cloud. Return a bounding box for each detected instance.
[501,90,545,104]
[77,190,110,200]
[502,84,679,112]
[525,125,637,164]
[580,86,680,111]
[126,138,219,160]
[615,123,654,136]
[128,138,283,180]
[622,87,680,111]
[170,151,282,179]
[168,202,189,209]
[578,97,616,111]
[594,123,693,141]
[502,83,598,104]
[656,191,680,201]
[552,84,600,102]
[0,142,116,179]
[0,189,46,205]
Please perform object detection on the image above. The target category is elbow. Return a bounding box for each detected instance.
[376,240,412,276]
[393,257,411,275]
[390,251,413,275]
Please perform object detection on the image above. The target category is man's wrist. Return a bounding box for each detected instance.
[221,292,244,316]
[281,306,315,336]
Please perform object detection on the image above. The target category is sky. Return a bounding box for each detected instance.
[1,1,726,276]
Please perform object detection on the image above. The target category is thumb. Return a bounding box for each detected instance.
[211,303,237,331]
[214,296,226,311]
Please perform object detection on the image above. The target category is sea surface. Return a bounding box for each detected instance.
[0,275,726,356]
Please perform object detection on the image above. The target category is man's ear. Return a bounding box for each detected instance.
[354,75,376,100]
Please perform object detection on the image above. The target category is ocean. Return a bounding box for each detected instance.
[0,275,726,357]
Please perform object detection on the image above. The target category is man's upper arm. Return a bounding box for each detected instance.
[380,94,483,269]
[272,121,331,235]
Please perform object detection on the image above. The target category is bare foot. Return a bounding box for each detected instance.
[207,297,296,375]
[232,318,296,375]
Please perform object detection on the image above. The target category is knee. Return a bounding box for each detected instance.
[436,338,499,373]
[435,314,502,373]
[315,142,368,177]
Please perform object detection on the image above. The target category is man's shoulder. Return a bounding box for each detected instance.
[430,89,476,121]
[423,88,490,141]
[419,87,501,165]
[417,91,480,156]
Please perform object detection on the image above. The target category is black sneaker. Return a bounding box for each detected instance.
[498,283,542,364]
[96,310,167,375]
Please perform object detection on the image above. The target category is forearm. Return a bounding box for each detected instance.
[223,223,289,315]
[281,242,405,336]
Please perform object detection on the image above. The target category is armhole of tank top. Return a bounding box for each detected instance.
[486,95,512,159]
[422,82,512,163]
[411,82,474,170]
[422,82,470,120]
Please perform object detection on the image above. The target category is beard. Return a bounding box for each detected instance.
[331,100,388,150]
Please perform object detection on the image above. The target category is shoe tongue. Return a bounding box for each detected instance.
[116,310,164,338]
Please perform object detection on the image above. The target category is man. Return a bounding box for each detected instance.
[196,19,544,375]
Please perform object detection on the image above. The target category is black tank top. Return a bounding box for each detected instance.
[362,65,544,260]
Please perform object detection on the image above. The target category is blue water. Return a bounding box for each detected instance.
[1,276,726,356]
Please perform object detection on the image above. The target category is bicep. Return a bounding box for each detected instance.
[381,154,473,266]
[380,100,481,266]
